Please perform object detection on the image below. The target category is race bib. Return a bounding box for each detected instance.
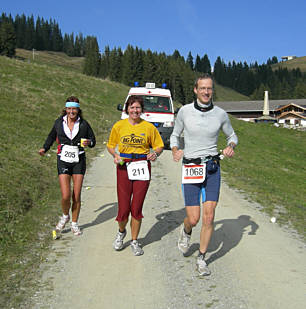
[127,160,150,181]
[182,163,206,184]
[60,145,79,163]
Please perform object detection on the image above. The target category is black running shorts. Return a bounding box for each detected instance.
[57,154,86,175]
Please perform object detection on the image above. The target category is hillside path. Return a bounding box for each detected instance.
[31,150,306,309]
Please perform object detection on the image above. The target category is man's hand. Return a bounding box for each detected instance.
[172,147,184,162]
[223,144,235,158]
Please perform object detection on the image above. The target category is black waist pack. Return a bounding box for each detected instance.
[182,157,202,165]
[206,159,219,174]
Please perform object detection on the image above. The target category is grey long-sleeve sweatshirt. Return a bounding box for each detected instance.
[170,102,238,159]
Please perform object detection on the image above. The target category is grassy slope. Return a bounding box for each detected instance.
[0,50,305,307]
[272,56,306,72]
[16,48,84,72]
[0,54,128,307]
[219,118,305,238]
[215,83,249,101]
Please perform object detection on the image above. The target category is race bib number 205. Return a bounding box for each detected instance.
[182,163,206,184]
[60,145,79,163]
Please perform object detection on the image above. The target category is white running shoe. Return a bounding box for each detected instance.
[130,240,144,256]
[55,214,70,231]
[177,225,191,254]
[71,223,82,236]
[196,254,211,276]
[113,230,127,250]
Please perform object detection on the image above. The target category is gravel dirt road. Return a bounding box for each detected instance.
[31,150,306,309]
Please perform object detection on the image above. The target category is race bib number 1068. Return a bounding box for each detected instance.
[182,164,206,184]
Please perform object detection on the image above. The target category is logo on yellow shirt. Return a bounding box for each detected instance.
[120,134,145,146]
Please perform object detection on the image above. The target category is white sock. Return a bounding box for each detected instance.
[63,214,69,219]
[71,221,78,227]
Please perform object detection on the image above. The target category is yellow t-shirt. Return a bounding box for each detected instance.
[107,119,164,154]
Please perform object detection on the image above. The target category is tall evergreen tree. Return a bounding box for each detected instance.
[109,47,123,81]
[14,13,26,48]
[143,49,157,83]
[194,55,201,72]
[52,21,63,51]
[121,44,135,85]
[99,45,110,79]
[24,15,35,50]
[83,36,100,76]
[34,17,44,50]
[133,47,144,85]
[186,51,194,70]
[0,20,16,57]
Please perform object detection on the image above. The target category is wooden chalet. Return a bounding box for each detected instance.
[214,99,306,127]
[275,103,306,126]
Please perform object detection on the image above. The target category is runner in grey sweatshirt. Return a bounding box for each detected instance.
[170,74,238,277]
[170,101,238,158]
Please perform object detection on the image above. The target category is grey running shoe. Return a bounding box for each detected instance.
[71,223,82,236]
[55,214,70,231]
[130,240,144,256]
[196,254,211,276]
[178,225,191,254]
[113,230,127,250]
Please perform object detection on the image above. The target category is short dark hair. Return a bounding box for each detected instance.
[124,95,144,114]
[194,74,214,89]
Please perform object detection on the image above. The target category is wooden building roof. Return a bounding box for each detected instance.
[214,99,306,112]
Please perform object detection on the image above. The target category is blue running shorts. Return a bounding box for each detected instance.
[182,161,221,206]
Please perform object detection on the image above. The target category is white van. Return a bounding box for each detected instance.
[117,82,175,149]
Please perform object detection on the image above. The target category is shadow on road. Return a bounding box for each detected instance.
[185,215,259,264]
[138,210,259,265]
[80,202,118,231]
[79,202,259,265]
[138,208,186,247]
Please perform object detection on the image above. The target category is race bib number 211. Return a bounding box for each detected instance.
[127,160,150,181]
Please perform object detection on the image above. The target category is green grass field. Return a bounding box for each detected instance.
[272,56,306,72]
[0,50,305,307]
[0,54,128,307]
[219,118,305,236]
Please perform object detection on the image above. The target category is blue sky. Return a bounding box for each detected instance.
[2,0,305,66]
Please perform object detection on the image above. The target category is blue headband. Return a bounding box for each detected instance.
[65,102,80,108]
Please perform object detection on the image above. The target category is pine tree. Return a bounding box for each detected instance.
[14,14,26,48]
[143,49,157,83]
[52,21,63,51]
[194,55,201,72]
[201,54,211,73]
[0,20,16,57]
[24,15,35,50]
[134,47,144,85]
[293,81,306,98]
[34,17,43,50]
[186,51,194,70]
[109,47,122,81]
[99,45,110,79]
[83,36,100,76]
[121,44,135,85]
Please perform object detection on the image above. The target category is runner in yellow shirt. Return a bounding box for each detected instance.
[107,95,164,256]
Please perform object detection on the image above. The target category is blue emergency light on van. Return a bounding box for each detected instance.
[162,83,167,89]
[134,81,139,87]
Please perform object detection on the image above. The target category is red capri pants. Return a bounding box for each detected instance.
[116,160,151,222]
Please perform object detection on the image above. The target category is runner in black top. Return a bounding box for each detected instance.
[39,96,96,237]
